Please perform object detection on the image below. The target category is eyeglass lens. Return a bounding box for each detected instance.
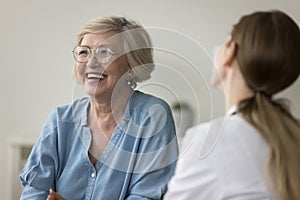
[73,46,115,64]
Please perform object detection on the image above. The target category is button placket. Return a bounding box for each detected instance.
[84,167,97,200]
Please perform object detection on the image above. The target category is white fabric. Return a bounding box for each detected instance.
[164,107,277,200]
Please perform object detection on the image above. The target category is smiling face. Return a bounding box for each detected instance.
[75,31,131,100]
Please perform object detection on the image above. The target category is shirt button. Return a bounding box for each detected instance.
[91,173,96,178]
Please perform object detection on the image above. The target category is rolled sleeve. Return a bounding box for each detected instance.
[20,111,58,199]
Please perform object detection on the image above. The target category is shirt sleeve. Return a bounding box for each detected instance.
[126,101,178,199]
[19,110,59,200]
[163,126,223,200]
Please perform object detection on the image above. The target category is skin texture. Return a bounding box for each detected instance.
[47,189,65,200]
[212,34,253,111]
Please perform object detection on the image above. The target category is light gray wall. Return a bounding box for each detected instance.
[1,0,300,199]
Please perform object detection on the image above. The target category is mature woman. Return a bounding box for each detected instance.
[20,16,178,200]
[164,10,300,200]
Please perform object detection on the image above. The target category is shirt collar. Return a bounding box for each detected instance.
[71,97,90,127]
[226,105,238,116]
[122,89,136,122]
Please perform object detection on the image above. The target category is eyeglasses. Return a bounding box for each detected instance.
[72,45,119,64]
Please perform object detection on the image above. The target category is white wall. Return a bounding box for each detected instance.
[1,0,300,199]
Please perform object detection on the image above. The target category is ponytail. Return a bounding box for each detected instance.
[238,93,300,200]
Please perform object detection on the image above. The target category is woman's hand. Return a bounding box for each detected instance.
[47,188,65,200]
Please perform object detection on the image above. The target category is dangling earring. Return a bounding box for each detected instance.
[126,69,137,89]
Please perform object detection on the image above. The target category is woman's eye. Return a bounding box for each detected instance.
[99,48,113,56]
[78,50,89,56]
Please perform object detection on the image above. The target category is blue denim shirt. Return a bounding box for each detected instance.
[20,90,178,200]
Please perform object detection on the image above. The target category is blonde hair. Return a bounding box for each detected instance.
[73,16,154,83]
[232,10,300,200]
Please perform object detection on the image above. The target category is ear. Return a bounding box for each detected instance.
[223,41,236,67]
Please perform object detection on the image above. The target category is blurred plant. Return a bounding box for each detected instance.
[172,102,191,111]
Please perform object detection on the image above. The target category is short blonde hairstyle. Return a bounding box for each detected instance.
[74,16,154,83]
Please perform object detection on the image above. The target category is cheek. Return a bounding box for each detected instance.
[213,47,222,70]
[75,64,85,83]
[211,47,224,88]
[109,57,130,77]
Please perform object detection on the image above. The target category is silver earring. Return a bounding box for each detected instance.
[126,69,137,89]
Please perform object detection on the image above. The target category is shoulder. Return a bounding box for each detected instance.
[180,116,224,156]
[180,115,244,158]
[54,97,89,121]
[129,90,172,116]
[41,98,89,136]
[183,116,225,143]
[184,114,256,142]
[169,115,270,199]
[181,114,260,158]
[133,90,171,109]
[124,90,176,144]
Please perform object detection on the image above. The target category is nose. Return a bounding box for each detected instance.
[86,54,102,69]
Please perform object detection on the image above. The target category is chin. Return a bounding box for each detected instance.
[210,79,219,88]
[83,86,101,97]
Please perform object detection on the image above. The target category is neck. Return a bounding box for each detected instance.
[223,63,254,112]
[89,86,132,128]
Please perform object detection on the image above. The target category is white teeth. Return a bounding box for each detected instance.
[87,73,105,79]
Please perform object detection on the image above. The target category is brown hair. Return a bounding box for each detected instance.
[73,16,154,83]
[232,10,300,200]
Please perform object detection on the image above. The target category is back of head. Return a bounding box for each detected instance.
[74,16,154,83]
[231,10,300,200]
[232,10,300,95]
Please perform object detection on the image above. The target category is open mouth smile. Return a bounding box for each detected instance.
[86,72,107,81]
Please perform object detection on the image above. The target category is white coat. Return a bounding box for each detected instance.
[164,107,277,200]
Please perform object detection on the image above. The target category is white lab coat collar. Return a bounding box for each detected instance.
[226,105,237,116]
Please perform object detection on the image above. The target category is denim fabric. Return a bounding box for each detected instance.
[20,90,178,200]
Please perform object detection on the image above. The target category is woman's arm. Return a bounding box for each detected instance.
[20,111,58,199]
[125,101,178,199]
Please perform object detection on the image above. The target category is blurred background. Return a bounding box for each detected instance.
[1,0,299,199]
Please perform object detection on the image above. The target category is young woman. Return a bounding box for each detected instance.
[165,10,300,200]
